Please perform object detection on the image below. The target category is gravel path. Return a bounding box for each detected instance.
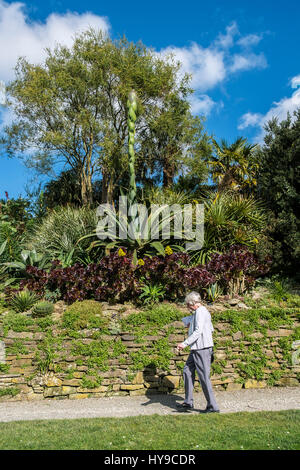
[0,387,299,423]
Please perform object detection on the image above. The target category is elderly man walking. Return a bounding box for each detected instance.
[176,291,220,413]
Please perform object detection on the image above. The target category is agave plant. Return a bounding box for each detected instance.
[80,200,194,262]
[1,249,51,286]
[10,289,39,313]
[205,282,222,303]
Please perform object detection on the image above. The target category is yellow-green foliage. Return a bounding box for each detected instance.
[62,300,106,330]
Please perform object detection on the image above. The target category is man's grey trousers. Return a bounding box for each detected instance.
[183,347,219,411]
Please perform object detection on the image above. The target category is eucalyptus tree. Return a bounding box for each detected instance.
[137,93,212,189]
[1,28,201,206]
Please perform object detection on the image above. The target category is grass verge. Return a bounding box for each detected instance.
[0,410,299,450]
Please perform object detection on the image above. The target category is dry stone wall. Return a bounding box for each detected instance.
[0,308,299,401]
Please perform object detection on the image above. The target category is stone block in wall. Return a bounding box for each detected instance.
[25,392,44,401]
[11,377,27,385]
[101,370,127,378]
[249,332,264,339]
[143,374,160,383]
[244,379,267,389]
[226,382,243,391]
[218,336,233,343]
[121,335,135,341]
[9,367,36,374]
[232,331,243,341]
[43,374,63,387]
[78,386,108,393]
[162,375,180,389]
[144,381,159,389]
[0,374,20,380]
[61,379,81,386]
[132,371,144,384]
[6,331,34,339]
[266,361,281,369]
[267,329,293,337]
[215,351,227,360]
[129,389,146,396]
[44,386,68,398]
[69,393,89,400]
[278,378,299,387]
[157,387,169,393]
[120,384,144,391]
[264,350,274,358]
[214,322,230,331]
[60,386,77,395]
[168,321,185,329]
[168,335,185,342]
[211,377,234,385]
[73,372,83,379]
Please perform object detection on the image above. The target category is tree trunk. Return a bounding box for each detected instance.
[218,170,235,193]
[163,156,175,188]
[80,168,93,207]
[101,170,115,205]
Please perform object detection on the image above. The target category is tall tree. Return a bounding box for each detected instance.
[1,28,196,206]
[255,110,300,273]
[137,93,212,189]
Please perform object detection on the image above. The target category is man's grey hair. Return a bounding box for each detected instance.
[185,291,201,306]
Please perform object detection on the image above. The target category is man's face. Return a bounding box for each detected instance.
[187,303,198,312]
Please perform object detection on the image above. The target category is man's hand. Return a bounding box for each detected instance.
[176,342,185,351]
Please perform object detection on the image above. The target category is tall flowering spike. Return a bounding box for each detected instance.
[127,90,138,206]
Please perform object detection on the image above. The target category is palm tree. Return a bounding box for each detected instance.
[208,137,259,193]
[188,191,267,265]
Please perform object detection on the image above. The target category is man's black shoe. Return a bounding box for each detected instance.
[176,403,194,412]
[199,408,220,414]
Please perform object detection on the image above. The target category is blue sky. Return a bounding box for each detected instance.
[0,0,300,198]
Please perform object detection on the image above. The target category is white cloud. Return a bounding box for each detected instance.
[238,75,300,141]
[237,34,263,48]
[214,21,239,49]
[189,94,218,115]
[158,22,267,115]
[229,52,267,73]
[238,112,263,130]
[291,75,300,88]
[0,1,267,123]
[160,43,226,92]
[0,0,110,82]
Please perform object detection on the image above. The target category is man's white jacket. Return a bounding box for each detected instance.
[182,306,214,350]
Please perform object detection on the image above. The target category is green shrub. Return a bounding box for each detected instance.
[25,206,98,265]
[0,387,20,397]
[62,300,106,330]
[139,282,166,305]
[10,289,39,313]
[122,304,183,332]
[32,301,54,318]
[1,312,34,334]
